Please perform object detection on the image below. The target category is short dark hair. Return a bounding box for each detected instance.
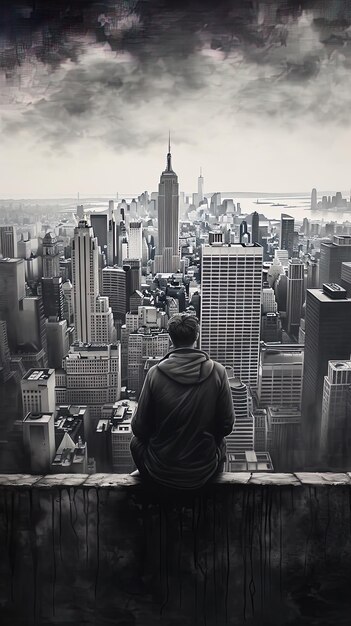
[167,313,200,348]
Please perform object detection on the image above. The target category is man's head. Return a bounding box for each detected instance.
[167,313,200,349]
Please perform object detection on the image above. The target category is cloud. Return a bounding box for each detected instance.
[2,1,351,154]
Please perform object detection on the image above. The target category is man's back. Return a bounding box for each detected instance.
[131,348,235,489]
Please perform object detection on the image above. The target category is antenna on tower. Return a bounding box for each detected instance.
[168,130,171,154]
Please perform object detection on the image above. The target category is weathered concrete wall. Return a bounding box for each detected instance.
[0,472,351,625]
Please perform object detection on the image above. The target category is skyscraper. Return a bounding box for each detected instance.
[102,266,127,321]
[198,167,204,205]
[302,284,351,462]
[128,328,170,396]
[311,188,317,210]
[56,342,121,425]
[280,214,294,259]
[225,376,254,455]
[72,220,115,343]
[42,232,61,278]
[0,258,25,349]
[258,343,304,408]
[320,360,351,465]
[90,213,108,256]
[251,211,259,244]
[239,220,250,244]
[286,258,304,335]
[21,368,56,417]
[23,412,56,473]
[0,225,17,258]
[41,276,64,320]
[200,242,262,388]
[319,236,351,286]
[128,222,143,259]
[154,136,179,273]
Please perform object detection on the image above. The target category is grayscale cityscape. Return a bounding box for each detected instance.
[3,2,351,625]
[1,146,351,476]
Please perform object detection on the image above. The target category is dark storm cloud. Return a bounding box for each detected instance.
[2,0,351,150]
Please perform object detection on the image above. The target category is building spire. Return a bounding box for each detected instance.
[167,130,172,171]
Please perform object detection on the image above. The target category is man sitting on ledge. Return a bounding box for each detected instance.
[130,313,235,490]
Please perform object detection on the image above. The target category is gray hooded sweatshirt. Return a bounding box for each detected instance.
[131,348,235,489]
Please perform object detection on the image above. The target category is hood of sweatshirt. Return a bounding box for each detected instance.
[157,348,214,385]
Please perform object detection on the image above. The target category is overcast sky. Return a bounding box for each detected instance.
[1,0,351,197]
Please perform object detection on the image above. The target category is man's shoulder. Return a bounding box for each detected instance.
[211,360,227,377]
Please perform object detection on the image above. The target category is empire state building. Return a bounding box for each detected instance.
[154,137,180,273]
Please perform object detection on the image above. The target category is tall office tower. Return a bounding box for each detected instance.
[0,258,25,349]
[62,279,74,325]
[21,369,56,417]
[306,257,319,288]
[274,248,289,268]
[251,211,259,244]
[60,258,72,281]
[319,236,351,286]
[107,200,117,265]
[280,214,294,259]
[261,312,283,343]
[239,220,250,243]
[266,406,301,471]
[42,232,61,278]
[302,284,351,462]
[0,225,17,258]
[258,343,304,408]
[77,204,85,220]
[198,167,204,205]
[56,342,121,425]
[302,217,310,237]
[17,238,31,260]
[286,258,304,335]
[17,297,48,366]
[262,287,277,314]
[128,328,170,396]
[154,137,180,273]
[102,266,126,321]
[225,376,254,456]
[23,412,56,473]
[128,222,143,259]
[72,220,115,343]
[253,408,269,452]
[341,261,351,295]
[320,360,351,464]
[120,312,140,379]
[112,417,134,472]
[46,318,70,368]
[41,276,64,320]
[311,188,317,210]
[90,213,108,257]
[0,321,11,383]
[130,291,143,314]
[210,193,222,217]
[200,243,262,387]
[123,259,142,302]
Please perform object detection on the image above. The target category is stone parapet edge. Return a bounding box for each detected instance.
[0,472,350,488]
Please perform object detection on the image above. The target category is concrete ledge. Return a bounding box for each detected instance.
[1,472,351,489]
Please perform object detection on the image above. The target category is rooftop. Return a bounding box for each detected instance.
[22,368,53,381]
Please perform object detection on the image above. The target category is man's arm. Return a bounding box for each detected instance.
[215,368,235,439]
[131,370,155,442]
